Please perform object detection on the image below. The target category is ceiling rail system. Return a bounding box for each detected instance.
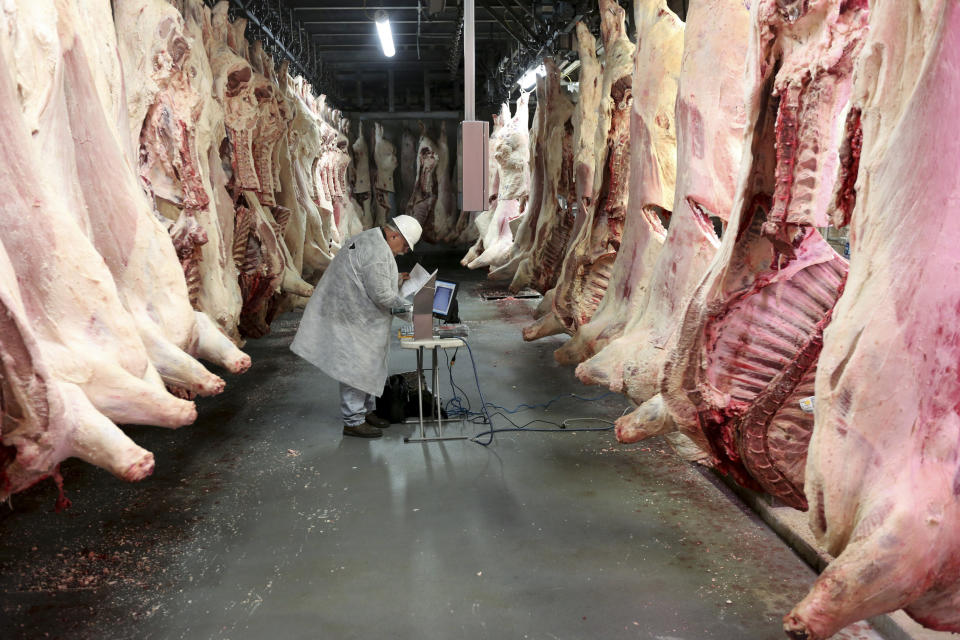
[199,2,662,114]
[203,0,346,105]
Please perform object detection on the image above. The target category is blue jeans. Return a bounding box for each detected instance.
[340,383,376,427]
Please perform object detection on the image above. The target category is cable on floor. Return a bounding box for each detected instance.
[440,339,618,446]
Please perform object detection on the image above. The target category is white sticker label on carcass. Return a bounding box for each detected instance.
[799,396,816,414]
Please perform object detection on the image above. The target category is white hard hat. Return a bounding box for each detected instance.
[391,215,422,250]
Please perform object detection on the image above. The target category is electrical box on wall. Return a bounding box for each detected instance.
[459,120,489,212]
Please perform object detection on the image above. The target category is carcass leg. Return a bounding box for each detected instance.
[138,324,225,397]
[84,366,197,428]
[522,312,565,342]
[575,346,626,391]
[4,382,155,491]
[614,394,675,443]
[60,383,155,481]
[784,506,948,639]
[193,311,252,374]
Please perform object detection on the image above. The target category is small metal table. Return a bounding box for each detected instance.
[398,336,467,443]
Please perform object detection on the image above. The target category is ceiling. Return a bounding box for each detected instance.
[230,0,690,116]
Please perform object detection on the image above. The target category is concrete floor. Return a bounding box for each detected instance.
[0,250,884,640]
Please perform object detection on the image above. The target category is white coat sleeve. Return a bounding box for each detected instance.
[361,259,409,311]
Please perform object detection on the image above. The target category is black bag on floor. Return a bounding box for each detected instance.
[375,374,410,424]
[375,372,449,423]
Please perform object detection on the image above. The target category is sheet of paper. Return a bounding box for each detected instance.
[400,263,435,298]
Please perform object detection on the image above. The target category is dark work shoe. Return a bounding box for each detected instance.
[343,423,383,438]
[365,412,391,428]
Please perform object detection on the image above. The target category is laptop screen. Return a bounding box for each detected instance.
[433,280,457,317]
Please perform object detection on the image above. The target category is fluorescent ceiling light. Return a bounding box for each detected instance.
[375,11,395,57]
[517,63,546,91]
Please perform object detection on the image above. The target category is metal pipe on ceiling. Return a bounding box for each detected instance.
[351,111,463,120]
[308,32,500,38]
[293,6,434,11]
[302,20,497,25]
[479,3,527,43]
[494,0,539,41]
[508,0,537,21]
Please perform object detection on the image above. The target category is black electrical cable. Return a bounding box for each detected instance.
[440,339,617,447]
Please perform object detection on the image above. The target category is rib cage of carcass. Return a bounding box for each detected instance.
[783,1,960,638]
[576,0,751,408]
[621,0,866,514]
[464,94,531,270]
[553,1,682,365]
[503,59,576,294]
[207,2,325,337]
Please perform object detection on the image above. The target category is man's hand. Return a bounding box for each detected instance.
[399,272,411,283]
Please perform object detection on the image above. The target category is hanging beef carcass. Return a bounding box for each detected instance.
[523,21,607,343]
[426,121,461,243]
[22,0,247,396]
[0,238,155,501]
[4,3,164,481]
[524,6,636,342]
[115,0,248,350]
[508,59,576,293]
[310,97,346,249]
[407,122,441,233]
[330,113,366,239]
[373,122,398,226]
[398,127,417,217]
[248,40,287,209]
[462,108,506,266]
[270,60,313,288]
[257,58,330,316]
[575,0,751,404]
[554,2,682,364]
[784,1,960,637]
[490,92,544,282]
[319,110,360,241]
[0,9,197,430]
[352,121,374,229]
[207,6,312,337]
[183,0,249,341]
[618,0,866,511]
[287,79,337,280]
[467,95,531,269]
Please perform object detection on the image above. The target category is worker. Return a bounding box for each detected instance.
[290,215,423,438]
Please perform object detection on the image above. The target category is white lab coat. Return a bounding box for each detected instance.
[290,228,408,395]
